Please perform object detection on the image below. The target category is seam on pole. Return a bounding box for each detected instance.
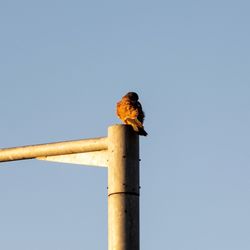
[108,191,139,197]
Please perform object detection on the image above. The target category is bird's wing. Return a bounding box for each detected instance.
[136,101,145,124]
[117,99,139,122]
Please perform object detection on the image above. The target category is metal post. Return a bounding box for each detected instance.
[0,125,141,249]
[108,125,140,250]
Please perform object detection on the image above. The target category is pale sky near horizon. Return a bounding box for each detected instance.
[0,1,250,250]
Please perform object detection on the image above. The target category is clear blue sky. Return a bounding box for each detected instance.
[0,1,249,249]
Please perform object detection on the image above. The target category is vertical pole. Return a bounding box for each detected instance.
[108,125,140,250]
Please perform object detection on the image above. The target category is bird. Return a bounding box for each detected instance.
[116,92,148,136]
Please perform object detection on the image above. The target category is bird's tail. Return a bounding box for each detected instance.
[138,127,148,136]
[125,118,148,136]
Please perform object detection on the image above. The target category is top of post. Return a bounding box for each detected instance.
[108,124,139,141]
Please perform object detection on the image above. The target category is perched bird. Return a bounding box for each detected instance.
[116,92,148,136]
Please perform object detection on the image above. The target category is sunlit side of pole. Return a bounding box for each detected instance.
[108,125,140,250]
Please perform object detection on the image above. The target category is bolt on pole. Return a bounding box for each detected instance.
[108,125,140,250]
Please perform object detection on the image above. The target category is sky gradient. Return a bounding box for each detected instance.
[0,1,250,249]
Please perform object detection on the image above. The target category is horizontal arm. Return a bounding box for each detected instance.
[0,137,108,163]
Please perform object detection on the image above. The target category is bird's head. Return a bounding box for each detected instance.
[124,92,139,101]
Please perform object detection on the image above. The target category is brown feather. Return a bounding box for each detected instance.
[116,93,147,136]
